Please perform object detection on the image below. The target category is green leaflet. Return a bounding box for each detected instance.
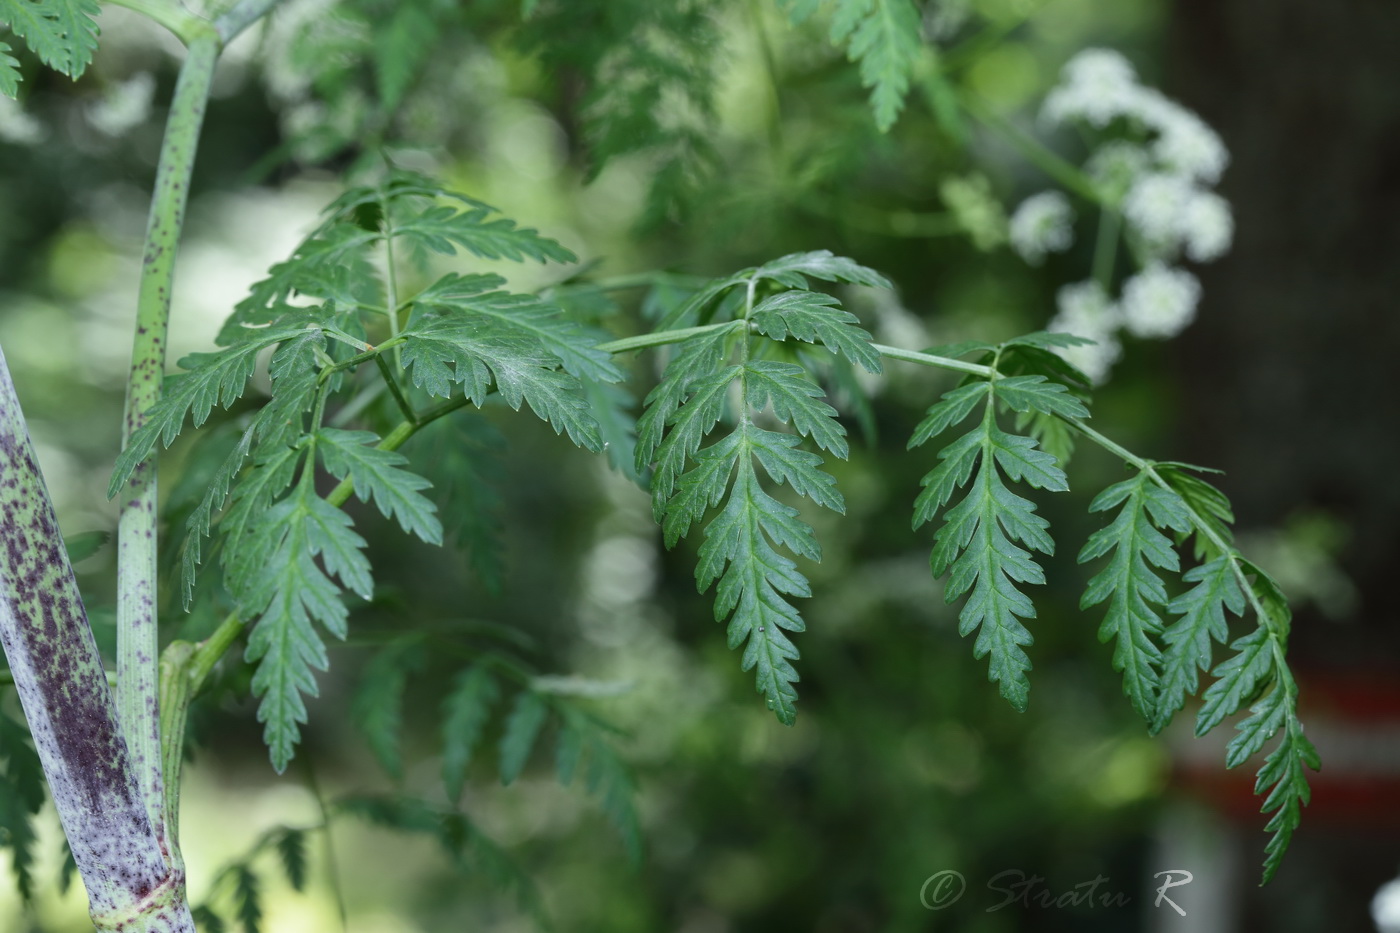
[234,865,262,933]
[274,829,308,892]
[499,691,548,785]
[442,665,501,801]
[1196,626,1274,737]
[910,376,1077,710]
[694,449,822,724]
[243,480,371,773]
[107,325,310,497]
[779,0,923,131]
[317,428,443,546]
[415,416,508,593]
[554,706,642,862]
[1153,557,1243,734]
[1077,471,1192,722]
[636,252,886,723]
[394,204,577,264]
[400,299,604,452]
[516,0,721,224]
[415,273,623,384]
[750,291,883,375]
[1156,462,1236,559]
[0,0,100,92]
[351,643,422,779]
[0,713,43,900]
[0,41,18,97]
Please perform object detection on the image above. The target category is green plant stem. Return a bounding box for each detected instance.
[871,343,995,377]
[156,641,195,856]
[597,321,743,355]
[959,95,1103,203]
[213,0,285,44]
[104,0,209,44]
[1092,206,1122,290]
[0,351,193,931]
[115,32,218,862]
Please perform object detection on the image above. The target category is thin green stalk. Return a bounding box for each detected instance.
[156,641,195,854]
[1092,207,1122,290]
[213,0,285,44]
[959,95,1104,203]
[597,320,743,355]
[104,0,208,43]
[115,31,218,859]
[871,343,996,377]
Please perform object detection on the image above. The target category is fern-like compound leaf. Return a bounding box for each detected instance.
[243,482,370,773]
[1156,461,1236,557]
[911,380,1071,710]
[415,272,623,384]
[742,360,850,457]
[1195,626,1273,737]
[697,455,812,724]
[442,664,500,802]
[0,42,20,98]
[1078,471,1192,722]
[234,865,262,933]
[0,0,99,85]
[750,249,893,291]
[498,690,548,785]
[395,204,577,264]
[633,328,736,479]
[400,303,603,451]
[108,326,308,496]
[274,828,308,892]
[0,713,44,900]
[352,645,420,779]
[781,0,922,131]
[316,428,442,545]
[750,291,883,374]
[1152,557,1244,734]
[1256,709,1320,883]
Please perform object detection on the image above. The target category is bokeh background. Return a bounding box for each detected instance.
[0,0,1397,930]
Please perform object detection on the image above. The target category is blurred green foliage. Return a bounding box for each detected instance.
[0,0,1302,930]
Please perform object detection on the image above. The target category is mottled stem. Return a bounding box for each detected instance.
[115,30,218,862]
[0,349,193,932]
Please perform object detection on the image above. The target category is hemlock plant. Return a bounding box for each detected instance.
[0,0,1316,928]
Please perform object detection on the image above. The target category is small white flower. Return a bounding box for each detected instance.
[1122,172,1194,250]
[1009,191,1075,265]
[1086,141,1151,201]
[1049,281,1122,383]
[1182,190,1233,262]
[1120,263,1201,338]
[0,95,44,145]
[89,73,156,137]
[1149,104,1229,184]
[1042,48,1145,128]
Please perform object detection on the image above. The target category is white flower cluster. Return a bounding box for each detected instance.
[1043,47,1234,264]
[1048,265,1202,383]
[1009,191,1075,265]
[1034,48,1232,382]
[1048,281,1121,384]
